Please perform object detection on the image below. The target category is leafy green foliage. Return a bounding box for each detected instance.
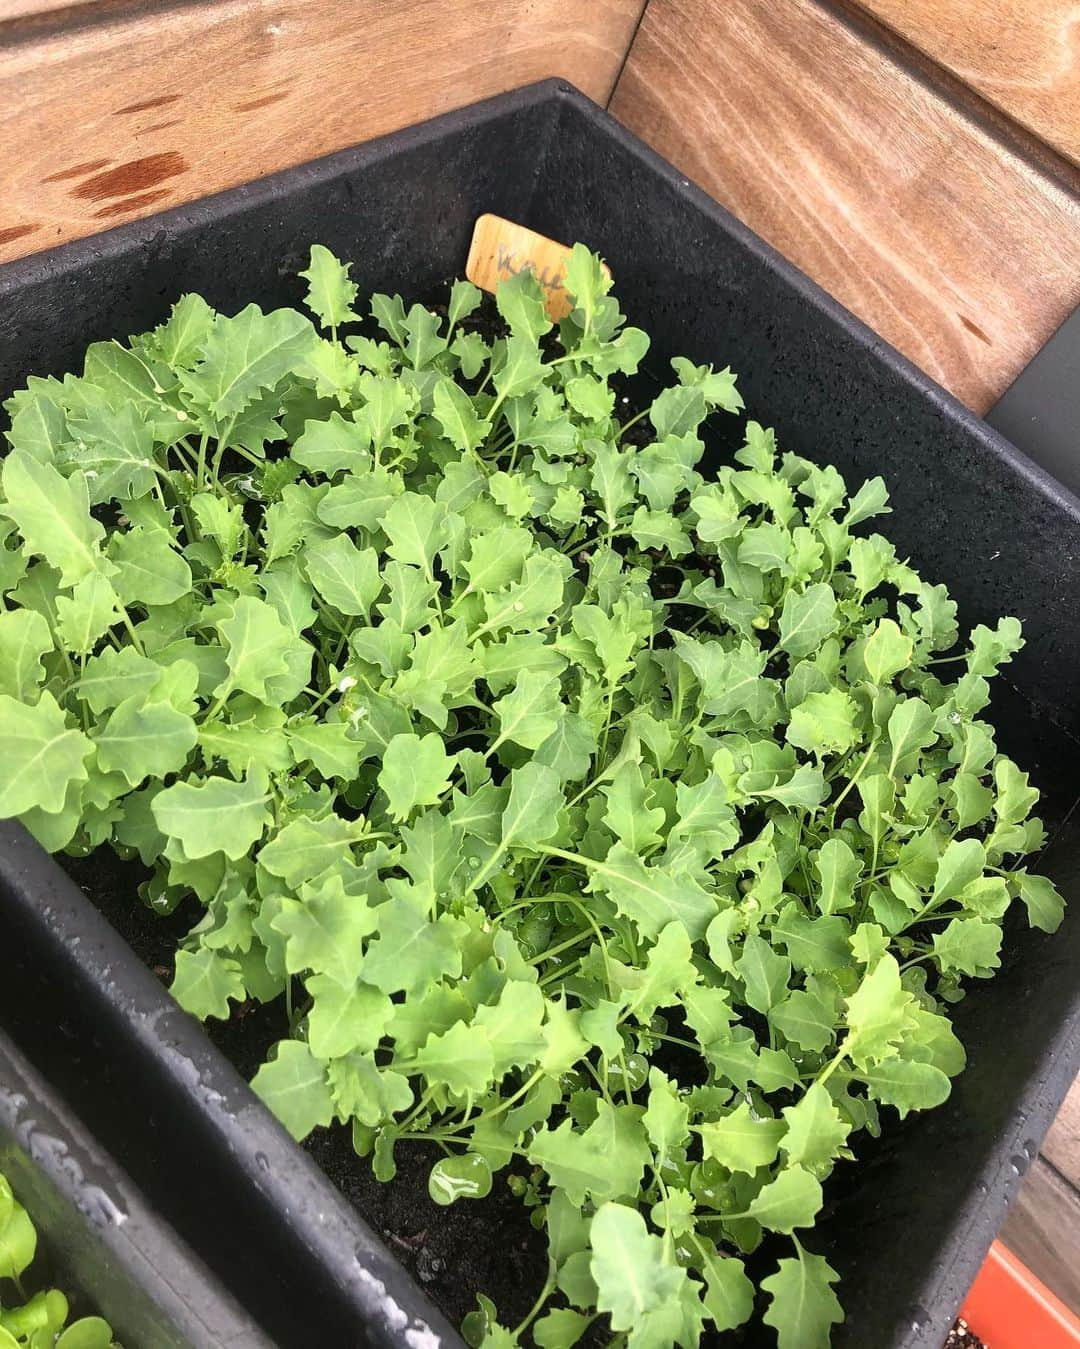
[0,1170,119,1347]
[0,243,1065,1349]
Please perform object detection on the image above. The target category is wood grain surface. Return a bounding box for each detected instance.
[1044,1075,1080,1191]
[1002,1155,1080,1314]
[0,0,645,264]
[1010,1073,1080,1315]
[849,0,1080,167]
[610,0,1080,412]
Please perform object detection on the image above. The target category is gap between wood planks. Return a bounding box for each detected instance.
[826,0,1080,173]
[0,0,196,40]
[607,0,1080,413]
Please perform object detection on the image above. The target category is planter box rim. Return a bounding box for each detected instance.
[0,78,1078,1349]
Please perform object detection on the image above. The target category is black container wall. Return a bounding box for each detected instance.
[987,304,1080,500]
[0,1030,273,1348]
[0,81,1078,1348]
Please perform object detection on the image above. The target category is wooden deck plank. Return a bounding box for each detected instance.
[1043,1075,1080,1189]
[847,0,1080,167]
[609,0,1080,413]
[0,0,645,264]
[1002,1156,1080,1314]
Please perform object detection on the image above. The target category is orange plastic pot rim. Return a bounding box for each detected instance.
[961,1240,1080,1349]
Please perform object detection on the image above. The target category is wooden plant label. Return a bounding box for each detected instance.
[465,214,610,320]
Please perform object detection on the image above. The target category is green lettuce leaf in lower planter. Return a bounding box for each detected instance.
[0,1171,118,1347]
[0,243,1065,1349]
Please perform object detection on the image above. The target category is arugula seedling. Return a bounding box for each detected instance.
[0,1170,119,1347]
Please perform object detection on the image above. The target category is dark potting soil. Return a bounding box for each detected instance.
[306,1133,548,1329]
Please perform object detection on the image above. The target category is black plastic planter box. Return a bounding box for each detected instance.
[0,1028,271,1348]
[0,80,1078,1348]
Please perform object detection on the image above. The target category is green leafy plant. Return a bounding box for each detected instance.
[0,1170,118,1347]
[0,243,1065,1348]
